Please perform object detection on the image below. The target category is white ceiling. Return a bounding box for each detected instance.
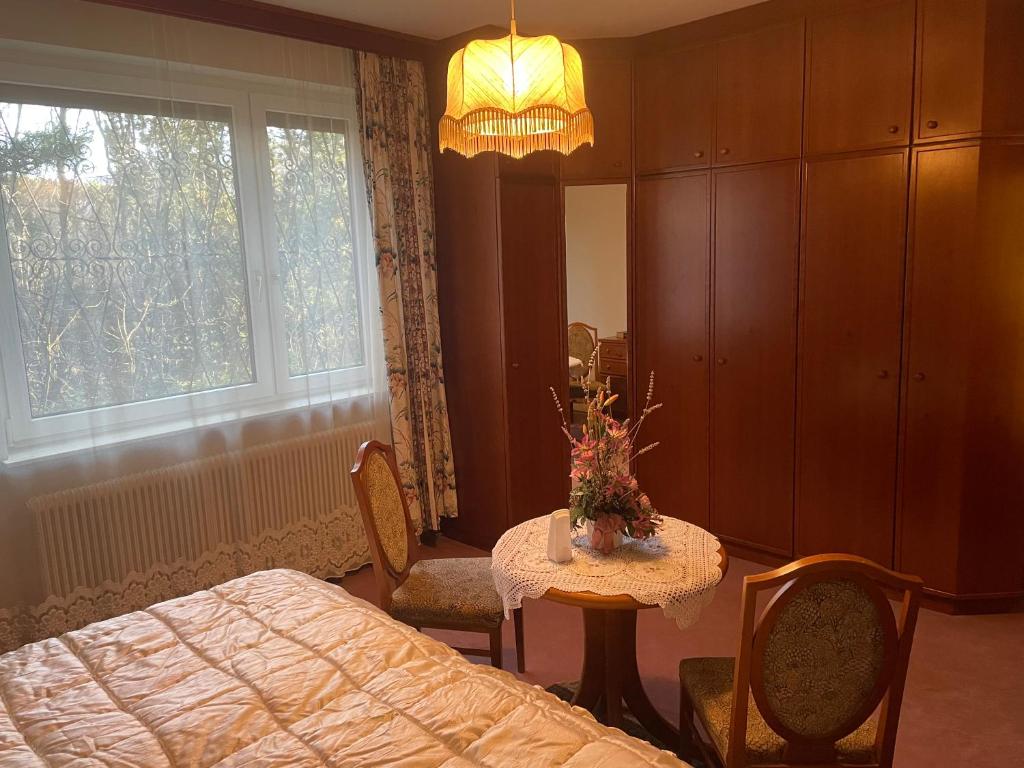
[266,0,765,41]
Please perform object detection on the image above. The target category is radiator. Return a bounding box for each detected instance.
[30,424,376,599]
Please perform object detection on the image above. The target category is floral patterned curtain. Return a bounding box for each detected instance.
[353,51,458,531]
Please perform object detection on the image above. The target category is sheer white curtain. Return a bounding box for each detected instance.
[0,2,390,650]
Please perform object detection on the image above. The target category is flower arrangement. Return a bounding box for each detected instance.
[550,346,663,554]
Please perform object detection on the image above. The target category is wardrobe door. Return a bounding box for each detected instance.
[714,21,804,166]
[634,173,710,526]
[500,177,569,525]
[805,0,915,155]
[435,154,510,547]
[712,161,800,556]
[897,145,978,594]
[900,143,1024,596]
[635,45,714,174]
[915,0,987,141]
[796,151,908,565]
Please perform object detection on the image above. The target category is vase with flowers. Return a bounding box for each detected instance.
[550,347,663,554]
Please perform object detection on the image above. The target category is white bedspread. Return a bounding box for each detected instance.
[0,569,686,767]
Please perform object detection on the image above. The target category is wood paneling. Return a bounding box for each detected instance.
[712,161,800,556]
[805,0,915,155]
[796,150,908,565]
[83,0,433,60]
[634,173,710,526]
[899,142,1024,597]
[635,45,714,174]
[714,21,804,166]
[499,177,570,526]
[562,56,632,180]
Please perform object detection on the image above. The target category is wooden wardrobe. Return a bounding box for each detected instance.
[630,0,1024,611]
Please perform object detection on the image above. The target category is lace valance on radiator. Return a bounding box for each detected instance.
[0,425,374,653]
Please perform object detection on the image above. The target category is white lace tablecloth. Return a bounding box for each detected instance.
[492,515,724,629]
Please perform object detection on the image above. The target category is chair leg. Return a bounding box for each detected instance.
[680,684,722,768]
[489,626,503,669]
[513,607,525,673]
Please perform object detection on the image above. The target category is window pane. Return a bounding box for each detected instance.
[266,111,364,377]
[0,89,254,418]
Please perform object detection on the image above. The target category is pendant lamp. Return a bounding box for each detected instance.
[439,0,594,159]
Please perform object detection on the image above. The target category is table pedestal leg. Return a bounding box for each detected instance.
[570,608,679,747]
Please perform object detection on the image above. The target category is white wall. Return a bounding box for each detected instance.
[564,184,628,341]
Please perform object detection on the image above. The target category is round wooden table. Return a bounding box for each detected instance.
[542,545,729,747]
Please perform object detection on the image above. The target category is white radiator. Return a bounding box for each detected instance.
[30,424,375,598]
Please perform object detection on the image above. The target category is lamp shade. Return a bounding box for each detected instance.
[439,28,594,159]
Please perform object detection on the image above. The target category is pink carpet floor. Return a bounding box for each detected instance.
[339,536,1024,767]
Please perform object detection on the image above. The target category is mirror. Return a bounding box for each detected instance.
[564,183,628,426]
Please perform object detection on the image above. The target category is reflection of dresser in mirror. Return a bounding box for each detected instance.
[597,335,628,420]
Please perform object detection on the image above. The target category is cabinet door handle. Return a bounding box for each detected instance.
[926,120,939,129]
[887,125,900,134]
[511,362,520,369]
[692,354,703,362]
[719,147,730,155]
[693,150,704,158]
[913,372,926,381]
[877,369,889,379]
[716,357,727,365]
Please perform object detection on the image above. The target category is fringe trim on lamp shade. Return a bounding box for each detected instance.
[440,105,594,160]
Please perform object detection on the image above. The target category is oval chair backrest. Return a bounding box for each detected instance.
[362,451,410,574]
[750,572,899,747]
[568,323,597,369]
[351,442,415,600]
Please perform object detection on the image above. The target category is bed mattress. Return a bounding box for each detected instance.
[0,568,685,767]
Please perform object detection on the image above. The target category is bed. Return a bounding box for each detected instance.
[0,569,686,767]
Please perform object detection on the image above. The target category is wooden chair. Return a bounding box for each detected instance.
[679,554,922,768]
[350,440,524,672]
[568,322,601,423]
[568,321,599,371]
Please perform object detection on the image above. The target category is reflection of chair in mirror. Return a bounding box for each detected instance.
[679,554,922,768]
[567,322,599,424]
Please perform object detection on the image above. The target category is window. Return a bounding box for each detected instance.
[0,57,375,461]
[264,112,364,377]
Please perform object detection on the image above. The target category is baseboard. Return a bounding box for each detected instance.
[921,588,1024,615]
[438,520,498,553]
[715,535,792,568]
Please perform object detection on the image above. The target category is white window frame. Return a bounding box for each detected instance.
[249,92,375,400]
[0,42,377,463]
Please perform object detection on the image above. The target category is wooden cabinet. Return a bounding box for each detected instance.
[715,21,804,166]
[634,173,710,527]
[635,45,714,174]
[499,177,570,526]
[562,56,631,180]
[805,0,915,155]
[711,161,800,557]
[916,0,1024,142]
[796,151,908,565]
[899,142,1024,598]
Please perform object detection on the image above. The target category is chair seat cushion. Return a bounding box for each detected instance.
[389,557,505,629]
[680,657,877,765]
